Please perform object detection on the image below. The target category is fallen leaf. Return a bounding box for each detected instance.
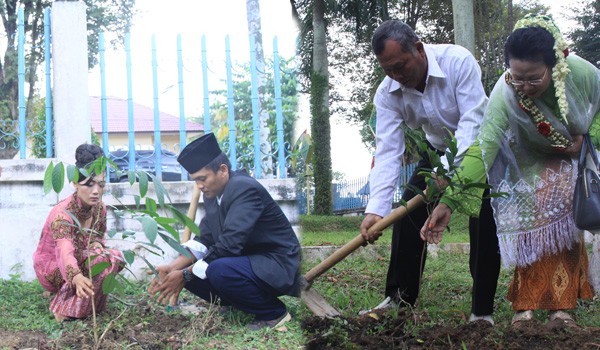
[367,313,379,320]
[165,335,178,342]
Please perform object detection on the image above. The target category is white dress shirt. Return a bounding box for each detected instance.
[365,44,488,217]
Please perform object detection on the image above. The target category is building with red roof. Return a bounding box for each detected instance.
[90,96,203,152]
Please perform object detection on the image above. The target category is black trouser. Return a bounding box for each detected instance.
[384,156,500,316]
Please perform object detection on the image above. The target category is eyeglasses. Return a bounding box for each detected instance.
[510,69,547,87]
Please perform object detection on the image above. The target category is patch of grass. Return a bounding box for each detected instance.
[300,213,470,246]
[300,229,393,246]
[302,247,600,329]
[300,214,599,331]
[0,277,60,333]
[300,215,364,232]
[0,276,305,349]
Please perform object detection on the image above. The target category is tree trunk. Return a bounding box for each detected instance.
[0,0,19,159]
[452,0,475,54]
[246,0,273,176]
[310,0,332,215]
[507,0,513,32]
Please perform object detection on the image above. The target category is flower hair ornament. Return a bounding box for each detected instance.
[505,14,572,151]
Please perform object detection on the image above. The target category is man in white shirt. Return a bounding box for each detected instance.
[360,20,500,324]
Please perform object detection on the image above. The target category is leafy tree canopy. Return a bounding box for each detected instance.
[0,0,136,159]
[205,56,299,176]
[568,0,600,68]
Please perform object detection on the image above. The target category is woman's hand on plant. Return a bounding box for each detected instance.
[420,203,452,244]
[425,174,448,200]
[565,134,583,157]
[72,273,94,298]
[89,241,104,254]
[360,214,383,244]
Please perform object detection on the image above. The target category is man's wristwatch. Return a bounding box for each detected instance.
[182,268,193,282]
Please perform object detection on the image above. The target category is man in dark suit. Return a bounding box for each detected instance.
[148,133,301,331]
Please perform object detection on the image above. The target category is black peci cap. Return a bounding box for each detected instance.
[177,133,222,173]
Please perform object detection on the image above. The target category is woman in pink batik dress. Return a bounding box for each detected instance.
[33,144,124,322]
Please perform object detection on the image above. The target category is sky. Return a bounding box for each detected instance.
[88,0,582,181]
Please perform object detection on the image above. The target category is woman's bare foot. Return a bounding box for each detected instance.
[54,313,76,323]
[54,312,67,322]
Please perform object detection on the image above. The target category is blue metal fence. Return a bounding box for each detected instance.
[298,163,418,215]
[4,6,295,181]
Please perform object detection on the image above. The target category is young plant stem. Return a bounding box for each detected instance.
[86,229,99,345]
[94,307,127,350]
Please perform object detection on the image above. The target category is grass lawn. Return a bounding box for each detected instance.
[300,212,470,246]
[3,213,598,349]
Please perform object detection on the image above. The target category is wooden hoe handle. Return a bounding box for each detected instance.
[181,185,201,243]
[303,195,426,284]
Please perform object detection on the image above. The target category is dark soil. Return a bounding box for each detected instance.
[302,309,600,350]
[0,299,225,350]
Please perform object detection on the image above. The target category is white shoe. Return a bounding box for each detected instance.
[511,310,534,327]
[358,296,398,315]
[469,313,494,325]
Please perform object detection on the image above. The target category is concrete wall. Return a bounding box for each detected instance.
[0,159,299,281]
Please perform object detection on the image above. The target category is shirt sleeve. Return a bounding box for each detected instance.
[51,215,82,285]
[365,86,406,217]
[449,54,488,168]
[575,58,600,146]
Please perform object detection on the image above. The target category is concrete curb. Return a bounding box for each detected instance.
[301,243,470,263]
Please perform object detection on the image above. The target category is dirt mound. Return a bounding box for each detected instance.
[302,309,600,349]
[0,299,225,350]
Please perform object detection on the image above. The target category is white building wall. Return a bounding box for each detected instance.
[0,159,299,281]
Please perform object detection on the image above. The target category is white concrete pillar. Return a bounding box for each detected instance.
[452,0,476,55]
[51,1,90,164]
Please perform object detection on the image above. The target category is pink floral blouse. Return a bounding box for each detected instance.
[33,192,107,292]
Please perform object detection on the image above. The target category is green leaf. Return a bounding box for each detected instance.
[123,250,135,265]
[106,158,118,173]
[121,230,136,239]
[52,162,65,193]
[138,171,149,197]
[136,242,164,256]
[157,221,180,242]
[93,157,107,176]
[66,164,77,184]
[170,205,200,235]
[107,229,117,238]
[141,256,159,280]
[152,176,170,207]
[145,197,157,213]
[101,273,118,294]
[158,232,192,259]
[139,216,158,243]
[90,261,111,277]
[155,217,178,225]
[43,162,54,195]
[63,209,82,228]
[128,171,136,185]
[488,192,509,199]
[133,195,141,208]
[78,165,89,179]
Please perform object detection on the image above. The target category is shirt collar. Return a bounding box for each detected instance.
[388,44,446,93]
[216,194,223,206]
